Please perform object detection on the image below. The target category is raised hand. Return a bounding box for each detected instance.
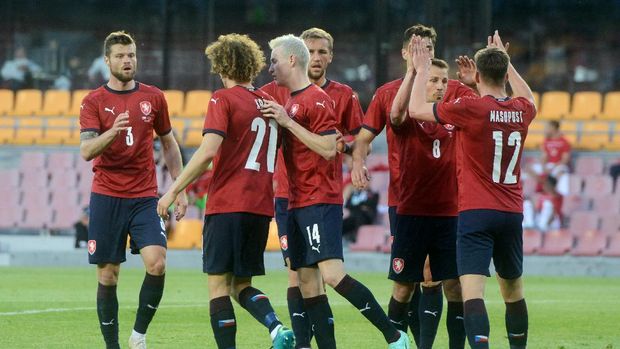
[411,35,431,72]
[112,110,130,135]
[487,30,510,52]
[455,55,476,85]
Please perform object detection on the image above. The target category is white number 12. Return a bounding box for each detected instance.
[492,131,521,184]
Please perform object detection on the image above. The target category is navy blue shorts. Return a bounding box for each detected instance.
[388,206,397,236]
[88,193,166,264]
[457,209,524,279]
[287,204,344,270]
[389,215,458,282]
[274,197,290,264]
[203,212,270,277]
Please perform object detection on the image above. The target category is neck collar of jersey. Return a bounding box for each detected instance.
[291,84,312,96]
[487,95,511,102]
[320,79,331,89]
[105,82,140,94]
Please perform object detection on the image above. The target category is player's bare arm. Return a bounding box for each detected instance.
[390,38,416,127]
[351,128,374,189]
[79,111,130,161]
[160,131,188,220]
[408,36,435,122]
[157,133,224,220]
[260,100,336,160]
[489,30,536,107]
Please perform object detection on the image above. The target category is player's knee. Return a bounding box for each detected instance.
[322,273,342,288]
[98,269,119,285]
[442,279,462,301]
[146,258,166,276]
[392,282,415,302]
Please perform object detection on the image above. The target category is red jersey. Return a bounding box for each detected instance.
[394,80,475,216]
[283,84,339,208]
[362,79,402,207]
[80,82,171,198]
[262,80,363,200]
[435,95,537,213]
[542,136,571,164]
[203,86,277,217]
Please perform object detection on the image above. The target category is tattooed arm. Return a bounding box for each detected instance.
[80,111,130,161]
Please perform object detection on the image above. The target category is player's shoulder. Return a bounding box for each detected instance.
[137,82,165,97]
[377,78,403,94]
[324,79,353,93]
[447,79,468,89]
[83,85,107,103]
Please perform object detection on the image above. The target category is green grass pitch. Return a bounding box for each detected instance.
[0,267,618,348]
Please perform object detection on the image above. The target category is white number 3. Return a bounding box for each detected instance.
[125,127,134,146]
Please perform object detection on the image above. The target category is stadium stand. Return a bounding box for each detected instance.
[572,230,607,256]
[13,89,42,116]
[167,218,202,249]
[539,229,573,255]
[599,91,620,120]
[164,90,185,117]
[0,89,14,116]
[578,121,610,150]
[67,89,91,117]
[349,225,389,252]
[538,91,571,120]
[602,234,620,257]
[182,90,211,118]
[523,229,543,255]
[567,211,599,237]
[37,90,70,117]
[565,91,601,120]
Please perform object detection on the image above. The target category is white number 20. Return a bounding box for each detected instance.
[491,131,521,184]
[244,117,278,173]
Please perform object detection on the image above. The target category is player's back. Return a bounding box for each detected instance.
[436,95,536,213]
[204,86,277,217]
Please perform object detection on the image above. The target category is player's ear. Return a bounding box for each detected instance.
[401,47,408,60]
[475,71,481,84]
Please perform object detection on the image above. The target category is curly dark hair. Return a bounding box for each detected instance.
[205,33,266,83]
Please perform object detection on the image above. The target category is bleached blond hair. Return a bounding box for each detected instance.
[268,34,310,71]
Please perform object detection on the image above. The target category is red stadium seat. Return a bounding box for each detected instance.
[583,175,613,197]
[602,234,620,257]
[20,170,48,188]
[21,206,54,229]
[0,169,20,190]
[567,174,583,194]
[523,229,543,255]
[561,194,590,217]
[20,151,46,170]
[49,169,78,189]
[591,195,620,216]
[47,152,76,169]
[571,230,607,256]
[600,214,620,237]
[538,229,573,256]
[50,188,80,209]
[0,205,21,228]
[369,172,390,193]
[574,157,604,176]
[349,225,389,252]
[568,211,600,237]
[0,188,20,209]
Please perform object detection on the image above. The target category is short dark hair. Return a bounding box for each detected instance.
[403,24,437,47]
[104,31,135,57]
[474,47,509,87]
[431,58,449,70]
[548,120,560,130]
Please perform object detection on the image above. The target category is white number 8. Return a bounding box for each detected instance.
[432,139,441,158]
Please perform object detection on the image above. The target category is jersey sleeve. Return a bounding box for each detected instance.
[362,92,387,135]
[342,92,363,135]
[434,96,476,129]
[203,91,229,138]
[154,92,172,136]
[445,80,477,102]
[310,97,338,136]
[79,94,100,133]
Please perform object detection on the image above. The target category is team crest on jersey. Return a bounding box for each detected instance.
[392,258,404,274]
[280,235,288,251]
[289,104,300,117]
[443,124,455,131]
[140,101,152,116]
[88,240,96,255]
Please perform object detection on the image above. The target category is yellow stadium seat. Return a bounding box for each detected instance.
[538,91,570,120]
[0,117,15,144]
[184,119,205,147]
[605,134,620,151]
[559,121,578,145]
[0,90,14,116]
[183,90,211,118]
[164,90,185,117]
[38,117,74,145]
[68,89,91,117]
[524,120,546,150]
[64,117,81,145]
[565,91,602,120]
[13,89,42,116]
[599,92,620,120]
[577,121,610,150]
[532,91,540,110]
[37,90,71,117]
[168,219,203,249]
[170,118,187,141]
[14,117,43,145]
[265,220,281,252]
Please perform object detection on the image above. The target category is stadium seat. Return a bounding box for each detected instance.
[571,230,607,256]
[369,172,390,193]
[12,89,42,116]
[577,121,610,150]
[20,151,46,170]
[523,229,543,255]
[561,194,590,217]
[567,211,600,237]
[602,233,620,257]
[538,91,570,120]
[574,157,604,176]
[13,117,43,145]
[50,203,82,230]
[0,188,20,209]
[566,174,584,194]
[182,90,211,118]
[38,117,74,145]
[559,121,578,144]
[604,133,620,151]
[0,169,20,190]
[168,218,202,249]
[0,89,14,116]
[21,206,54,229]
[184,119,205,147]
[0,117,15,144]
[265,220,281,252]
[164,90,185,117]
[170,118,187,142]
[600,214,620,236]
[47,151,76,170]
[538,229,573,256]
[349,225,389,252]
[37,90,70,116]
[583,175,613,197]
[565,91,602,120]
[591,195,620,216]
[366,154,389,169]
[68,89,91,117]
[49,169,79,190]
[524,120,545,150]
[0,205,21,228]
[599,91,620,120]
